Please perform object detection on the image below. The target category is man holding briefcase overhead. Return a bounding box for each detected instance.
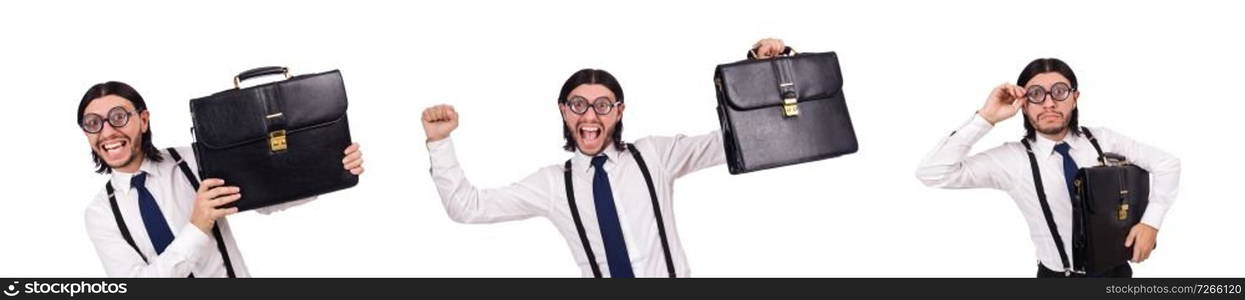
[916,58,1181,277]
[421,38,794,277]
[78,81,365,277]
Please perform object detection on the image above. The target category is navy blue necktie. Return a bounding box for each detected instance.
[1053,143,1080,199]
[590,156,635,278]
[132,173,175,254]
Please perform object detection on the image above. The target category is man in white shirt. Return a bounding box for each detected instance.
[915,58,1181,277]
[421,39,787,277]
[78,81,365,277]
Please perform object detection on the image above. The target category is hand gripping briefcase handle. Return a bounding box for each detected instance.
[747,46,797,60]
[233,66,291,89]
[737,46,806,118]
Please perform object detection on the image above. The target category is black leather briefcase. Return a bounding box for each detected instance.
[189,66,358,211]
[1072,152,1150,275]
[714,50,858,174]
[1023,128,1152,276]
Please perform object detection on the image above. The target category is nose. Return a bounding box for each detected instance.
[1039,96,1058,109]
[581,109,602,122]
[98,120,121,137]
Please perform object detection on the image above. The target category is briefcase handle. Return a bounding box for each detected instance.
[747,46,798,60]
[234,66,291,89]
[1099,152,1129,166]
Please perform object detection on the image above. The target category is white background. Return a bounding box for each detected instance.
[1,0,1241,277]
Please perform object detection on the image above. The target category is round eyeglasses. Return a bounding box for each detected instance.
[565,96,621,115]
[1024,82,1075,104]
[81,106,137,134]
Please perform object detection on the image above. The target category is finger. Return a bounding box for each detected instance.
[342,147,362,162]
[429,107,443,122]
[446,106,458,121]
[1124,227,1138,247]
[198,178,225,193]
[436,107,449,121]
[204,186,241,201]
[209,193,242,207]
[341,152,361,164]
[349,166,364,175]
[993,83,1010,99]
[424,107,440,122]
[215,207,240,219]
[1132,242,1143,263]
[1140,245,1152,262]
[343,142,359,155]
[344,158,363,171]
[430,106,445,120]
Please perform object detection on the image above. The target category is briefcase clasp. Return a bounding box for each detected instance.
[782,98,799,117]
[269,130,288,152]
[1118,189,1130,220]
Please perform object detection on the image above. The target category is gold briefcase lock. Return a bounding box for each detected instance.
[782,98,799,117]
[1117,189,1130,220]
[269,130,288,152]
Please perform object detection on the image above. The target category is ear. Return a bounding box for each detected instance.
[139,110,150,133]
[615,102,625,117]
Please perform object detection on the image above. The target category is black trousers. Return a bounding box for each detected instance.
[1037,263,1133,278]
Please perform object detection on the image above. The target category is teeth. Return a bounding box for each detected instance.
[103,141,124,152]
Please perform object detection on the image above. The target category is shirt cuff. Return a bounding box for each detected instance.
[1140,202,1169,230]
[427,138,457,168]
[951,113,995,143]
[167,224,213,263]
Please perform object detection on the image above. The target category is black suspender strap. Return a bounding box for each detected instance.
[106,182,195,278]
[1080,127,1105,161]
[1021,139,1074,276]
[562,144,677,278]
[626,145,677,278]
[103,148,236,277]
[105,182,149,264]
[563,160,603,278]
[166,148,237,278]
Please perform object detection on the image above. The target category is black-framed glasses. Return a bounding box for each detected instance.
[565,96,621,115]
[1024,82,1075,104]
[80,106,137,134]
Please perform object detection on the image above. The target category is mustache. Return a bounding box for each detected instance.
[1037,111,1064,119]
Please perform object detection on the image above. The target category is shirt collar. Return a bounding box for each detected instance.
[571,144,624,174]
[1032,132,1086,157]
[107,151,163,192]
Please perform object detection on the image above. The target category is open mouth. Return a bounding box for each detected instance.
[98,138,129,158]
[578,124,602,144]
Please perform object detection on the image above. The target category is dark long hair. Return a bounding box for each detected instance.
[77,81,163,174]
[1017,58,1079,140]
[557,69,626,152]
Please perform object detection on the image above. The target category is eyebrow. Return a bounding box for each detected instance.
[567,95,615,102]
[1025,82,1071,88]
[84,105,130,116]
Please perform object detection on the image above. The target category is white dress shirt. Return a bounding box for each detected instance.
[916,114,1181,272]
[84,146,310,277]
[428,131,725,277]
